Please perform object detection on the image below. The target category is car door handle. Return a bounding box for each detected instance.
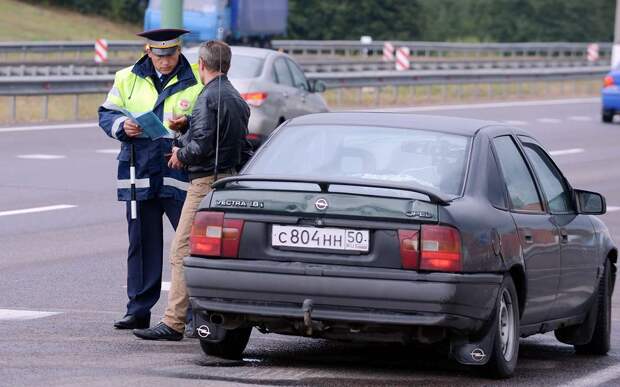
[560,229,569,244]
[524,234,534,244]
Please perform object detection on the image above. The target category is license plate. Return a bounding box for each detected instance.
[272,225,369,252]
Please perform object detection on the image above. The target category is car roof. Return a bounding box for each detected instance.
[286,112,502,136]
[231,46,277,59]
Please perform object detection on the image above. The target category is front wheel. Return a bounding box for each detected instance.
[485,275,520,379]
[575,260,612,355]
[199,327,252,360]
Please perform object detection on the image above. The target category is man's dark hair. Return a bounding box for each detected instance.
[199,40,232,74]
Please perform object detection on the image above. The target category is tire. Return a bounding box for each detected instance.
[575,260,611,355]
[485,275,520,379]
[199,327,252,360]
[602,109,614,123]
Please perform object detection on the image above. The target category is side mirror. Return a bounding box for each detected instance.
[308,79,326,93]
[575,189,606,215]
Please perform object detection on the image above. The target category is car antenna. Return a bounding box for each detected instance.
[213,43,222,181]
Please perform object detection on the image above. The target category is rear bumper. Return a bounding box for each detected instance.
[602,87,620,110]
[184,257,502,333]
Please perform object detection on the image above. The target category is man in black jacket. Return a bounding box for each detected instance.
[134,40,251,341]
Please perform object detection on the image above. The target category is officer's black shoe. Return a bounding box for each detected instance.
[114,314,150,330]
[133,322,183,341]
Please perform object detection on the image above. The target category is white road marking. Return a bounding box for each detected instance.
[17,154,66,160]
[0,309,61,321]
[562,363,620,387]
[568,116,593,122]
[606,206,620,213]
[96,149,120,154]
[549,148,584,156]
[358,97,598,113]
[0,122,97,133]
[502,120,528,126]
[0,204,77,217]
[536,118,562,124]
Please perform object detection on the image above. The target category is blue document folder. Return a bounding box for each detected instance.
[121,109,169,140]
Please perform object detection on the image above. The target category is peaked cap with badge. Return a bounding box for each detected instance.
[137,28,190,56]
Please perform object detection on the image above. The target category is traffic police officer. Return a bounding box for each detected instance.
[98,29,203,330]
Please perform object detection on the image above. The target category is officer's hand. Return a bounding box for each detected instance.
[168,115,188,132]
[124,119,143,137]
[168,147,184,170]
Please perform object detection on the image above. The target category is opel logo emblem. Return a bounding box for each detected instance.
[197,324,211,338]
[470,348,486,362]
[315,198,329,211]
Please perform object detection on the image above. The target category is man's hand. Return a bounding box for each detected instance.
[168,146,184,170]
[123,119,143,137]
[168,115,188,132]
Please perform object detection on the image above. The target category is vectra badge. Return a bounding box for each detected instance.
[314,198,329,211]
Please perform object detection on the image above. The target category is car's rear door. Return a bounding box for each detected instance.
[285,58,326,115]
[492,135,561,325]
[518,136,598,319]
[272,57,303,118]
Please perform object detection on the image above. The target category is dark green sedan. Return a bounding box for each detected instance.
[184,112,615,378]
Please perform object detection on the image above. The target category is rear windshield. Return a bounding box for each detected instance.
[247,125,471,196]
[228,55,264,79]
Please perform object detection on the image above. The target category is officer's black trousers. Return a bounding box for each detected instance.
[125,198,183,317]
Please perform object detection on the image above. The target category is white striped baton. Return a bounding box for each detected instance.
[395,46,410,71]
[94,38,108,63]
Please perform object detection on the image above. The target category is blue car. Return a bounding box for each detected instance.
[601,69,620,122]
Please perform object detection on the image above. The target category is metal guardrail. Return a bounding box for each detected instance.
[0,41,143,55]
[0,67,607,97]
[274,40,613,59]
[0,40,612,60]
[0,58,610,77]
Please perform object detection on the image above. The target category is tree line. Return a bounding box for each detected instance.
[28,0,616,42]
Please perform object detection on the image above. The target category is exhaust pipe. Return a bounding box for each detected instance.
[209,313,225,325]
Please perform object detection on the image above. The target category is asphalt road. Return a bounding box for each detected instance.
[1,97,620,386]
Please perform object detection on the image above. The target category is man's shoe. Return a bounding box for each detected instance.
[114,314,150,330]
[133,322,183,341]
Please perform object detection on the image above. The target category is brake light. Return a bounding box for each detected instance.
[420,225,462,272]
[190,211,244,258]
[604,75,615,88]
[242,92,268,107]
[398,230,419,269]
[246,133,262,141]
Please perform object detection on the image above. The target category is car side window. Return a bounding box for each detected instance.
[493,136,544,213]
[519,138,574,213]
[487,145,508,210]
[286,59,309,91]
[273,58,294,87]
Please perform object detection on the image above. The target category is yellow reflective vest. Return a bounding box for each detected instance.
[98,55,203,201]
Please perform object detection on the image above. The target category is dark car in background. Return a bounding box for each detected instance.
[183,113,616,378]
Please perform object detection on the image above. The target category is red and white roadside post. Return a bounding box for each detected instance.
[94,38,108,63]
[395,46,410,71]
[587,43,600,63]
[383,42,394,62]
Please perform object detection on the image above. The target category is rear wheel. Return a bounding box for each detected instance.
[575,260,611,355]
[485,275,520,379]
[602,109,614,123]
[199,327,252,360]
